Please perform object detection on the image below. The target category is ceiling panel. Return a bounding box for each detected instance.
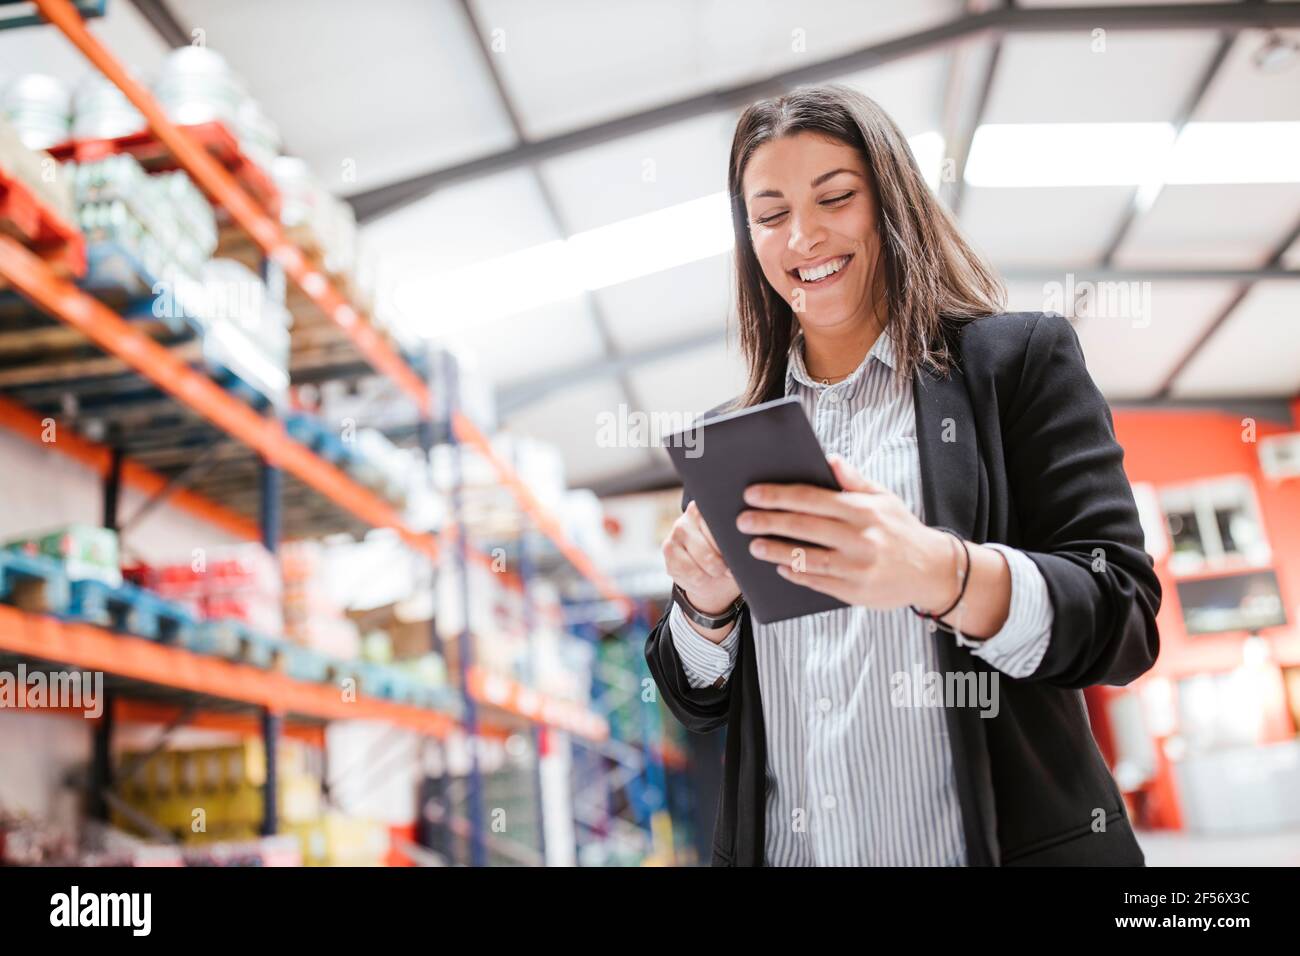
[597,253,732,354]
[1192,28,1300,122]
[961,186,1134,265]
[468,0,960,140]
[445,298,609,389]
[627,340,749,424]
[985,280,1240,400]
[985,30,1222,123]
[1170,281,1300,397]
[1114,183,1300,268]
[502,378,654,486]
[832,50,951,137]
[170,0,516,192]
[1070,280,1243,399]
[540,112,734,235]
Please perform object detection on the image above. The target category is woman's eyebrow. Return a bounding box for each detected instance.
[748,167,860,201]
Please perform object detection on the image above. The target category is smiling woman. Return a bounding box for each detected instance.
[645,83,1163,868]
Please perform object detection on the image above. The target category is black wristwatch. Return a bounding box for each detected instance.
[672,584,746,629]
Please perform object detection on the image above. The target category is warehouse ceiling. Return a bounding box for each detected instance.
[4,0,1300,495]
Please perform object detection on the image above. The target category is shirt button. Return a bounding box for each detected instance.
[822,794,837,810]
[823,390,840,403]
[817,697,832,713]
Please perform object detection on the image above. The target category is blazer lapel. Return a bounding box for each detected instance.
[912,361,982,540]
[912,358,999,866]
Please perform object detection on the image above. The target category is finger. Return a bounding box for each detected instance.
[828,454,890,495]
[691,507,724,555]
[743,482,850,519]
[776,564,851,601]
[736,508,858,550]
[663,540,715,590]
[749,538,849,578]
[677,518,729,578]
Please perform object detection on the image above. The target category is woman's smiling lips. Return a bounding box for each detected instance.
[788,253,853,290]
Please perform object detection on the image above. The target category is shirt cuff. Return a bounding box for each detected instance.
[669,601,741,689]
[967,543,1053,679]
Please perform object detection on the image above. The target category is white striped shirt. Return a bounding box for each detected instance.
[670,327,1053,865]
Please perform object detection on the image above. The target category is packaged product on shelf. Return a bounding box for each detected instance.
[289,812,389,867]
[4,524,121,586]
[151,46,281,172]
[199,258,291,406]
[0,115,76,226]
[346,428,419,508]
[272,155,357,277]
[67,153,217,319]
[281,540,361,659]
[71,73,145,141]
[0,73,70,150]
[113,740,322,844]
[139,543,282,636]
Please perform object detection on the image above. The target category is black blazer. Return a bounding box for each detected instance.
[645,311,1162,867]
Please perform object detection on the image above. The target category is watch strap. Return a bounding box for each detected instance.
[672,584,745,629]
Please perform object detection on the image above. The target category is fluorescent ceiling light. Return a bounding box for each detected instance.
[908,131,946,191]
[394,133,945,334]
[964,121,1300,188]
[1166,122,1300,185]
[965,122,1178,187]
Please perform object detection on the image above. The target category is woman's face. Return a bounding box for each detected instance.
[742,131,882,334]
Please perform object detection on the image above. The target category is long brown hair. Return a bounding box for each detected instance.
[727,83,1004,407]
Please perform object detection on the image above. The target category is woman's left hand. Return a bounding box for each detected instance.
[738,454,956,611]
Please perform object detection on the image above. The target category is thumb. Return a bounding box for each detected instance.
[828,453,889,494]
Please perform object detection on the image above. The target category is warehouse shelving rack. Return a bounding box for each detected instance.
[0,0,667,865]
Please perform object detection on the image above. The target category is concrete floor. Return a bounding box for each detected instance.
[1137,827,1300,866]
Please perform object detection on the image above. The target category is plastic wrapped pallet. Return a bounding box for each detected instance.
[5,525,120,586]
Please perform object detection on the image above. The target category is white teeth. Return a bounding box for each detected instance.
[797,256,848,282]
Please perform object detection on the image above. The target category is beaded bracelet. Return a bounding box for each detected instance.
[909,527,970,634]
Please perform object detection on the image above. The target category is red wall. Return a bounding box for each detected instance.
[1112,406,1300,679]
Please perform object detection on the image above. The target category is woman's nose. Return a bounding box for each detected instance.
[788,212,827,254]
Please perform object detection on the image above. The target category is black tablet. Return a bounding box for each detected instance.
[664,396,848,625]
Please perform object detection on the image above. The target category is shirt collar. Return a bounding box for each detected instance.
[785,325,897,396]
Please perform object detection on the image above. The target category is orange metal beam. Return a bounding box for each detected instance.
[114,700,327,746]
[0,236,440,561]
[0,393,260,542]
[32,0,432,416]
[0,604,458,737]
[467,665,609,742]
[33,0,634,620]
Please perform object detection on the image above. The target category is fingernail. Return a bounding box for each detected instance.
[744,487,763,505]
[749,540,766,557]
[736,512,755,531]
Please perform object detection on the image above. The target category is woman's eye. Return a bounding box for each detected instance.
[821,191,854,206]
[754,211,788,225]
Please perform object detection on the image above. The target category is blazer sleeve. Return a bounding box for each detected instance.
[1000,312,1161,687]
[644,604,737,734]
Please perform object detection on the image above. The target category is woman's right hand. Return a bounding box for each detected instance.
[662,501,741,626]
